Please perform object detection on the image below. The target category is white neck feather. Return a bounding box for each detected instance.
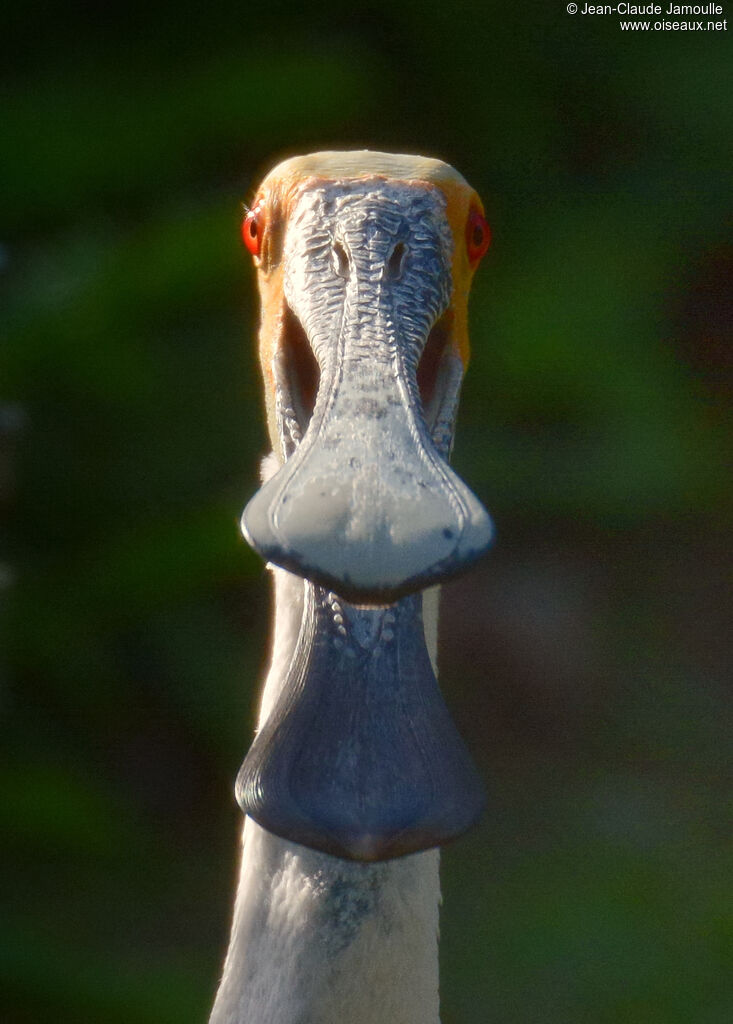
[209,567,442,1024]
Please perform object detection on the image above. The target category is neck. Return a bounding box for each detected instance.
[209,569,442,1024]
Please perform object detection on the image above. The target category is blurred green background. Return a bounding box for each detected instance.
[1,1,730,1021]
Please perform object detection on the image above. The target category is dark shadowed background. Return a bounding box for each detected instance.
[1,2,730,1021]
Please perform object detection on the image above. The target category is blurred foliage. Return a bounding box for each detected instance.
[0,1,730,1021]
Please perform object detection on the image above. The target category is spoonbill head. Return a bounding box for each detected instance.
[240,150,493,606]
[236,150,492,862]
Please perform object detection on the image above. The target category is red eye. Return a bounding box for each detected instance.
[242,203,264,257]
[466,208,491,265]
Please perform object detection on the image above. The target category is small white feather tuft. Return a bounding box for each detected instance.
[260,450,282,483]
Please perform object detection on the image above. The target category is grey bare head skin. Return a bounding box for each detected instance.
[235,151,493,862]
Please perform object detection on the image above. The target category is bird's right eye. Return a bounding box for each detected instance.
[242,204,264,257]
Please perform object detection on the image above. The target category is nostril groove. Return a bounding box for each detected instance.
[386,242,407,280]
[332,241,350,279]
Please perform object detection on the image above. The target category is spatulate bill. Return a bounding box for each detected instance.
[236,584,485,862]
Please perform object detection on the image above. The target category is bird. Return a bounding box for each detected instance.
[209,150,493,1024]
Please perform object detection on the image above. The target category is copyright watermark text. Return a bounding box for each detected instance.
[566,2,728,29]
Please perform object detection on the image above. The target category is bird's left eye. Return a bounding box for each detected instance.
[242,204,264,257]
[466,208,491,265]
